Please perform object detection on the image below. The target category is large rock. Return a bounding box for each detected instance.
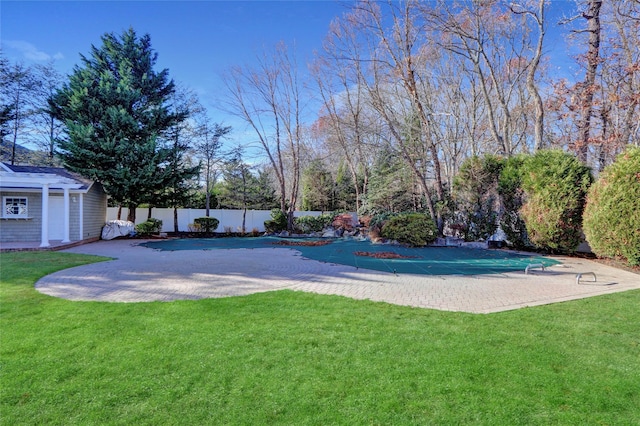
[322,228,337,238]
[101,220,135,240]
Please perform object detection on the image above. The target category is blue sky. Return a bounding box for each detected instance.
[2,0,580,151]
[1,1,350,78]
[2,0,352,149]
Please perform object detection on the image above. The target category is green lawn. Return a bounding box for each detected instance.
[1,252,639,425]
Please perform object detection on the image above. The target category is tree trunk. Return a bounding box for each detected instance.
[527,0,546,151]
[174,207,179,232]
[576,0,602,163]
[242,208,247,234]
[11,90,20,165]
[127,203,137,223]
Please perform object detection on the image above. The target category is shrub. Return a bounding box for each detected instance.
[519,150,593,253]
[369,211,398,231]
[264,209,287,233]
[381,213,438,247]
[295,213,336,233]
[497,155,530,249]
[135,218,163,235]
[583,147,640,266]
[452,155,503,241]
[193,217,219,233]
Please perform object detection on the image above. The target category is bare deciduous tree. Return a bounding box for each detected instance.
[33,61,65,163]
[574,0,603,162]
[430,0,536,157]
[193,120,230,216]
[223,42,304,230]
[1,60,38,165]
[509,0,547,151]
[323,0,446,229]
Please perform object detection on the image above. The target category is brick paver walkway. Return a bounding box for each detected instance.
[35,239,640,313]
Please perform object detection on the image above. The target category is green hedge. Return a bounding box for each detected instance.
[135,218,163,235]
[583,147,640,266]
[381,213,438,247]
[193,217,219,233]
[497,155,529,249]
[295,213,336,233]
[264,209,287,233]
[519,150,593,253]
[452,155,502,241]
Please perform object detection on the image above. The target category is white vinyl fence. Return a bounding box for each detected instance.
[106,208,355,233]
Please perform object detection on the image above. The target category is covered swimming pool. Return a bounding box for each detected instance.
[140,237,559,276]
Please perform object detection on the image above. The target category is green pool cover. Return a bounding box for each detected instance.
[141,237,559,276]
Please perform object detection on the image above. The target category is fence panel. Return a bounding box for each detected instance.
[106,208,354,233]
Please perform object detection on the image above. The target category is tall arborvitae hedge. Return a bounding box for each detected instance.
[583,147,640,266]
[519,150,593,253]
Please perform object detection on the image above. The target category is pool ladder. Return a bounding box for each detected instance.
[525,263,600,286]
[524,263,545,274]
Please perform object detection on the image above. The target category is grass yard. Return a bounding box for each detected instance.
[1,251,639,425]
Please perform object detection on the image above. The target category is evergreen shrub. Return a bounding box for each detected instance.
[519,150,592,253]
[497,155,530,249]
[264,209,288,233]
[381,213,438,247]
[583,147,640,266]
[369,212,398,231]
[295,213,336,233]
[452,155,503,241]
[194,217,219,233]
[135,218,163,235]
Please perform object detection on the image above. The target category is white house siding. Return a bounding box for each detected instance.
[82,183,107,240]
[0,191,42,242]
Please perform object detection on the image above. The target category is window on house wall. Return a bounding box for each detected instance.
[3,197,28,218]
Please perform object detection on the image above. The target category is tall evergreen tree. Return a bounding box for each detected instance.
[51,28,187,222]
[253,167,279,210]
[301,159,333,211]
[333,160,357,211]
[364,147,415,214]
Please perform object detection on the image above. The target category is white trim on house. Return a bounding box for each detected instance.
[41,184,50,247]
[79,192,84,241]
[2,196,29,218]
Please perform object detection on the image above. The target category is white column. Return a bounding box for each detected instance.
[79,193,84,241]
[40,184,50,248]
[62,187,71,243]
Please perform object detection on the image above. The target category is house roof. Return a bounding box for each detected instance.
[0,162,93,191]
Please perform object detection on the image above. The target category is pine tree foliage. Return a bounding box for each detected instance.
[217,156,279,211]
[364,147,415,214]
[301,159,334,211]
[51,28,190,222]
[333,161,357,211]
[452,155,503,241]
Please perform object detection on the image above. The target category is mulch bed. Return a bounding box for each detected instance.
[271,240,333,247]
[354,251,417,259]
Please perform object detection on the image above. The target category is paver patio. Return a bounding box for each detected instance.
[35,239,640,314]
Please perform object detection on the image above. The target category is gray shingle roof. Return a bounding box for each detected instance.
[2,163,94,190]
